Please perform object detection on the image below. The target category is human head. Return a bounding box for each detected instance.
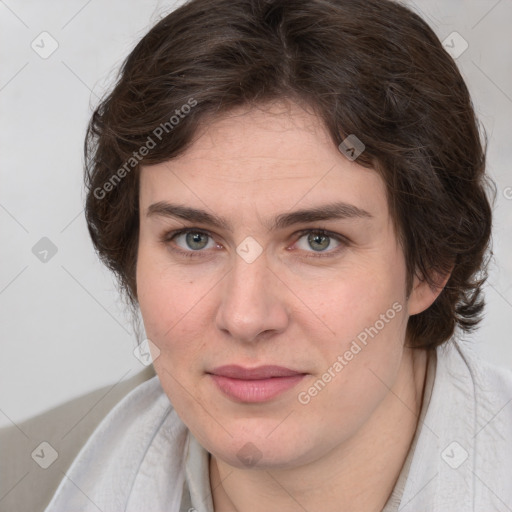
[84,0,492,351]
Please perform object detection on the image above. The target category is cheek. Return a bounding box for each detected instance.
[136,246,223,404]
[295,300,408,446]
[311,255,408,346]
[137,243,206,338]
[136,256,212,422]
[297,249,409,406]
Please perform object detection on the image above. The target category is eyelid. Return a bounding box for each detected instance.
[160,227,349,258]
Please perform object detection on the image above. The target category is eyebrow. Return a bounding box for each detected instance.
[146,201,372,231]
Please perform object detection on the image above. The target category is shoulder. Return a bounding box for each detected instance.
[449,339,512,443]
[401,338,512,512]
[401,339,512,510]
[0,366,158,512]
[435,339,512,443]
[41,368,189,511]
[440,338,512,399]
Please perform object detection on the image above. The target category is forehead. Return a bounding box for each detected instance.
[138,101,388,223]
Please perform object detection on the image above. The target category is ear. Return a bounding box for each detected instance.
[407,268,453,316]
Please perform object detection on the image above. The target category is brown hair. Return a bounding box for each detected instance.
[84,0,494,349]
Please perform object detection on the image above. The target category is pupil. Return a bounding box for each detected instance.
[308,233,330,251]
[186,232,208,250]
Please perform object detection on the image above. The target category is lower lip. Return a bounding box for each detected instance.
[209,374,306,403]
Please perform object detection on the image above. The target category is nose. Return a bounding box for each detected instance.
[215,253,289,343]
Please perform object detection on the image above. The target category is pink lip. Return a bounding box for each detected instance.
[208,365,306,403]
[210,365,303,379]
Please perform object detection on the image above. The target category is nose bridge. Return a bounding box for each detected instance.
[230,253,271,302]
[215,252,288,342]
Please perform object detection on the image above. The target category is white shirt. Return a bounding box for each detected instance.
[44,339,512,511]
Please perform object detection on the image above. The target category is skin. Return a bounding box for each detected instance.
[136,100,446,512]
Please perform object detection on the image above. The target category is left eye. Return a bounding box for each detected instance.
[294,230,342,253]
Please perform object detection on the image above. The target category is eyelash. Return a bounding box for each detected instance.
[159,228,349,260]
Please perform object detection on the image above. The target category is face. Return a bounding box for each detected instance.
[136,101,429,470]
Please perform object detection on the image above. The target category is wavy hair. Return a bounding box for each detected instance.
[84,0,494,348]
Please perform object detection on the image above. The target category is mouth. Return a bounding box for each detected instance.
[207,365,307,403]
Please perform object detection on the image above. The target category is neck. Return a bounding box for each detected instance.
[209,347,429,512]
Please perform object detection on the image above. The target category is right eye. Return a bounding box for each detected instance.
[160,228,222,258]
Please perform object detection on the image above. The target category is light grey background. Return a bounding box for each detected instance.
[1,0,511,429]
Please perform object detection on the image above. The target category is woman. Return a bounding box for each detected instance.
[45,0,512,510]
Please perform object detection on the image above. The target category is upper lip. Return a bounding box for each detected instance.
[208,365,305,380]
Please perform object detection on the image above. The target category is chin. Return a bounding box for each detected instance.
[202,424,319,470]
